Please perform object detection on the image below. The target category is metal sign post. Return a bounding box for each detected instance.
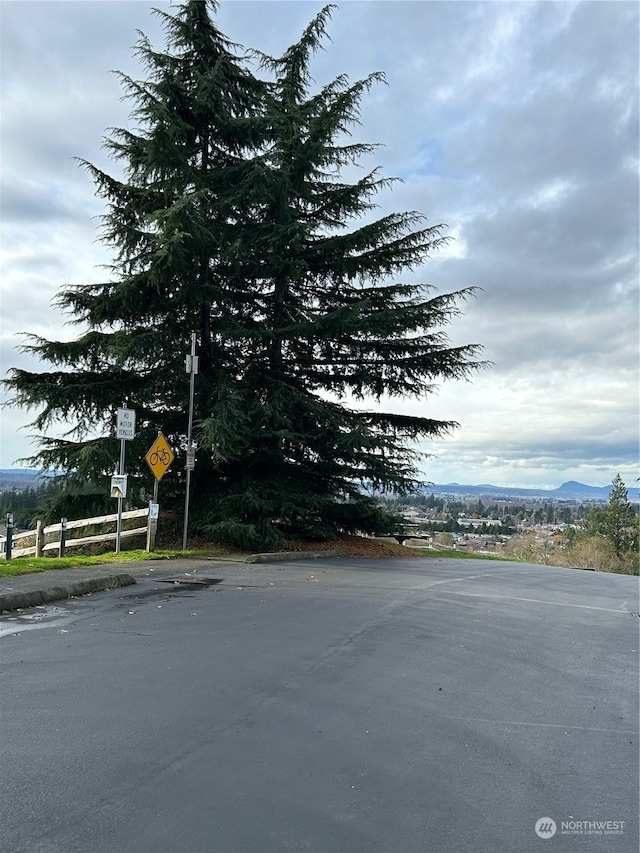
[146,484,160,553]
[183,333,198,550]
[144,432,175,552]
[116,431,126,555]
[115,404,136,554]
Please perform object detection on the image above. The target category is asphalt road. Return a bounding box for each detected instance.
[1,556,638,853]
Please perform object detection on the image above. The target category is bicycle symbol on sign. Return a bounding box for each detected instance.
[149,447,171,467]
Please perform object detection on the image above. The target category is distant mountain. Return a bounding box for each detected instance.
[421,480,639,501]
[1,468,637,502]
[553,480,611,497]
[0,469,53,492]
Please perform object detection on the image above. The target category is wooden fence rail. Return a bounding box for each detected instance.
[1,508,149,559]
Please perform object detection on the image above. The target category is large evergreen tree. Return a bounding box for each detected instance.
[5,1,483,548]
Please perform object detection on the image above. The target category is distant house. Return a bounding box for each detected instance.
[458,518,501,529]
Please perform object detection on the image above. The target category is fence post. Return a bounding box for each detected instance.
[59,518,67,558]
[5,513,14,561]
[35,520,45,557]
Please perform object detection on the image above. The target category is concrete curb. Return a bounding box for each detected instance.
[245,549,342,564]
[0,573,136,613]
[0,549,344,613]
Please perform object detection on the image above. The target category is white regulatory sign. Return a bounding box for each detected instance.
[116,407,136,440]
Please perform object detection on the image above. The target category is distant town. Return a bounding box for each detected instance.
[380,477,639,571]
[384,489,591,545]
[0,469,637,573]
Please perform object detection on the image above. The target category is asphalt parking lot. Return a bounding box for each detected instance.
[1,555,637,852]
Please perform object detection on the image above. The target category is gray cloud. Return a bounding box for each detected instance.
[1,177,83,223]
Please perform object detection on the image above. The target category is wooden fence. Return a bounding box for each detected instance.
[1,508,150,558]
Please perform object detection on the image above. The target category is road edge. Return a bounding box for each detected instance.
[0,573,137,613]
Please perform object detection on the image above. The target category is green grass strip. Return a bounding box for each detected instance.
[0,549,197,578]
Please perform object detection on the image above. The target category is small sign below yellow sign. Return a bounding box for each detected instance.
[110,474,128,499]
[145,433,175,481]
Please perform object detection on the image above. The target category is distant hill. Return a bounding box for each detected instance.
[420,480,639,501]
[1,469,637,502]
[0,469,53,492]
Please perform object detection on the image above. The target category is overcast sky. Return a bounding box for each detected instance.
[1,0,638,489]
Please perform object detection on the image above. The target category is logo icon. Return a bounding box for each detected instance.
[535,818,557,839]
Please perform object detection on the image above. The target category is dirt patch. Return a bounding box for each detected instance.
[275,535,419,558]
[156,532,420,560]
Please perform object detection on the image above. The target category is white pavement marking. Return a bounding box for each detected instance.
[447,717,637,734]
[412,570,633,614]
[427,589,631,614]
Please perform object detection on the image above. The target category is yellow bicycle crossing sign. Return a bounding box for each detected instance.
[145,432,175,481]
